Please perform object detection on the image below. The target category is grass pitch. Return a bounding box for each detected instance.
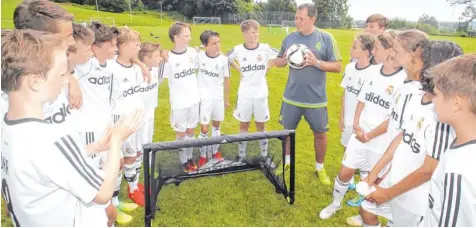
[1,0,475,226]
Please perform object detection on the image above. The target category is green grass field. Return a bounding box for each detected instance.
[1,0,476,227]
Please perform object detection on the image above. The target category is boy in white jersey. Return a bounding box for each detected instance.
[226,19,278,160]
[138,42,163,158]
[319,31,406,220]
[159,22,200,173]
[110,26,146,207]
[0,29,140,227]
[423,54,476,227]
[197,30,230,167]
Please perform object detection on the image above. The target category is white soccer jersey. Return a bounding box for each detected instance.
[1,117,103,227]
[356,65,406,153]
[1,91,8,117]
[197,51,230,101]
[75,57,114,132]
[387,80,424,138]
[425,139,476,227]
[340,62,372,127]
[109,61,145,116]
[389,99,455,217]
[159,48,200,110]
[43,87,80,131]
[226,43,278,99]
[140,67,161,120]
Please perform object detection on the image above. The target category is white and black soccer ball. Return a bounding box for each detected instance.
[286,44,310,70]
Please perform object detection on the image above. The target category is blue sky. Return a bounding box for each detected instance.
[294,0,467,22]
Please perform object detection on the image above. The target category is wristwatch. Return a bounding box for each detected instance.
[315,59,321,69]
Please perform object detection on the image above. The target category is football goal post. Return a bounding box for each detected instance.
[192,17,221,25]
[142,130,296,227]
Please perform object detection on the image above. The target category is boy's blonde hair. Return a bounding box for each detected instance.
[116,26,141,47]
[138,42,161,62]
[366,14,389,29]
[240,19,260,32]
[430,54,476,113]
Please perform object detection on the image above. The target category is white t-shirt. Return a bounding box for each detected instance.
[75,57,114,132]
[389,99,455,216]
[43,87,81,132]
[387,80,424,138]
[340,62,372,127]
[140,67,161,120]
[425,139,476,227]
[356,65,406,153]
[197,51,230,101]
[160,48,200,110]
[109,61,145,116]
[1,91,8,117]
[1,117,103,227]
[226,43,278,99]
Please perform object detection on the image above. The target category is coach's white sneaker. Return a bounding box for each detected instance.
[319,203,341,220]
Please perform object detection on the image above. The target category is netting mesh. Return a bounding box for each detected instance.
[152,138,283,178]
[192,17,221,25]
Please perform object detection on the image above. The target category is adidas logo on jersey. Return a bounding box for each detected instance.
[45,103,71,124]
[174,68,197,79]
[346,85,360,95]
[402,129,421,153]
[241,64,266,73]
[88,76,110,85]
[123,84,157,97]
[200,69,219,77]
[365,93,390,109]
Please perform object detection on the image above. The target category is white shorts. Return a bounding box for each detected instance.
[361,177,393,221]
[342,135,386,175]
[170,103,199,132]
[233,97,270,122]
[80,130,113,169]
[390,200,422,227]
[123,132,139,158]
[141,118,154,144]
[340,125,353,147]
[200,100,224,124]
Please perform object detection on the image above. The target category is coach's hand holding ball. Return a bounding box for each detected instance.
[303,49,319,67]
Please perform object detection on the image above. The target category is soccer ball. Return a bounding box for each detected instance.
[286,44,310,70]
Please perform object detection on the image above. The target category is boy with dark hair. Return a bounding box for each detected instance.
[197,30,230,167]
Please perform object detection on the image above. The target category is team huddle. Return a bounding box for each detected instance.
[1,0,476,227]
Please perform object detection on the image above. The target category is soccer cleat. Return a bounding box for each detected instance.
[128,189,145,206]
[182,162,191,173]
[348,183,356,191]
[187,159,198,171]
[319,203,341,220]
[115,210,133,225]
[346,195,364,207]
[346,214,363,226]
[235,156,247,163]
[316,168,332,185]
[213,152,224,161]
[198,156,208,167]
[137,183,144,194]
[117,201,139,212]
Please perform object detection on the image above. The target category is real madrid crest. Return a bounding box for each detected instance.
[395,94,401,104]
[176,63,180,67]
[189,57,194,64]
[386,85,394,95]
[215,64,219,71]
[257,54,263,61]
[417,117,424,131]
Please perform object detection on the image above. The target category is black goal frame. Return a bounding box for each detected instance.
[142,130,296,227]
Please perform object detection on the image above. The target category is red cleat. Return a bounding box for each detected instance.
[198,156,208,167]
[213,152,224,160]
[128,189,144,206]
[187,159,198,171]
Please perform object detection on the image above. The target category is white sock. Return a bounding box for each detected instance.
[112,171,121,207]
[211,126,220,154]
[360,170,369,181]
[238,131,248,157]
[332,177,349,207]
[135,153,142,182]
[259,139,268,157]
[285,155,291,165]
[316,162,324,171]
[186,135,194,159]
[350,175,355,185]
[363,222,381,227]
[177,136,187,164]
[198,132,208,158]
[112,196,119,207]
[124,163,138,192]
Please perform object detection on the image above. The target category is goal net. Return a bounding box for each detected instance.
[82,17,116,26]
[142,130,296,227]
[192,17,221,25]
[281,20,296,34]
